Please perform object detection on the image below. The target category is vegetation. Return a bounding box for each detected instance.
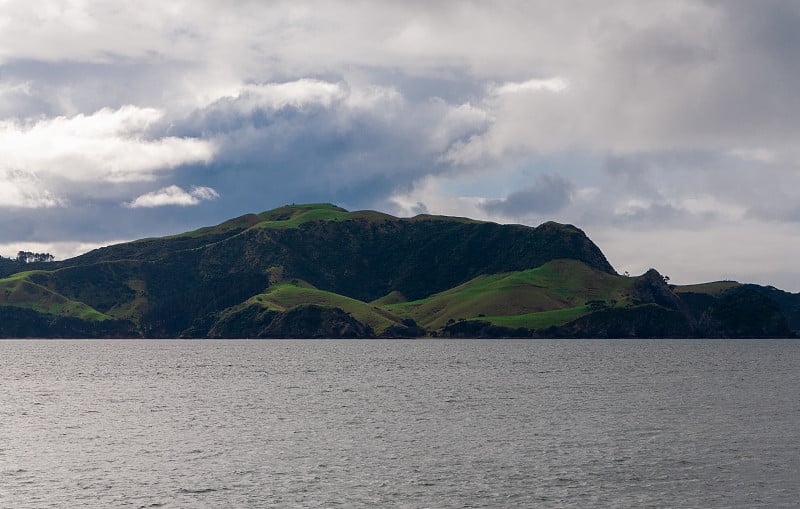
[0,203,795,338]
[16,251,55,263]
[0,252,56,278]
[387,259,634,330]
[253,203,352,229]
[220,282,407,335]
[673,281,741,296]
[0,273,111,321]
[474,306,592,330]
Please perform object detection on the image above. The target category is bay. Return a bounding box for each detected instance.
[2,339,799,508]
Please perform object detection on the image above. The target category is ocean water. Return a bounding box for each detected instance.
[2,339,799,508]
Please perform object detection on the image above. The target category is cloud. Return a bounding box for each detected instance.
[611,200,716,225]
[234,80,346,111]
[0,169,64,208]
[194,79,402,125]
[159,78,493,213]
[125,185,219,208]
[0,105,217,211]
[0,106,214,183]
[481,175,574,217]
[489,77,569,95]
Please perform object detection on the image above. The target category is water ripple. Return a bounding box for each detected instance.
[1,339,799,507]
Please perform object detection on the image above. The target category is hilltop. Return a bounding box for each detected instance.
[0,203,796,338]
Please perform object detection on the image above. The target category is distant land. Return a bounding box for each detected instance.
[0,203,797,339]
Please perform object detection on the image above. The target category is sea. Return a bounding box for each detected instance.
[2,339,799,508]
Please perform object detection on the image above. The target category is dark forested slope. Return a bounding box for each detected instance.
[0,203,794,338]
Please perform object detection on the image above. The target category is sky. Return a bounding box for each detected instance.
[0,0,799,291]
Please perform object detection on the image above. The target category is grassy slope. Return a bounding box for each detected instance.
[120,204,351,245]
[255,204,352,229]
[170,204,484,239]
[254,204,397,230]
[0,205,619,335]
[223,282,406,334]
[478,306,593,329]
[673,281,741,296]
[105,278,150,321]
[386,259,635,330]
[163,204,389,241]
[0,271,111,321]
[167,213,265,239]
[370,291,408,306]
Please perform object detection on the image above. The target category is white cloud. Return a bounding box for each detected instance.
[0,106,215,184]
[729,148,777,164]
[188,185,220,201]
[389,175,492,221]
[680,195,746,221]
[343,84,402,112]
[125,185,219,208]
[0,80,33,98]
[0,169,64,208]
[3,2,794,158]
[204,79,406,118]
[0,0,189,64]
[228,79,347,112]
[489,77,569,96]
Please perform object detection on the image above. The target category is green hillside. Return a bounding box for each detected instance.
[0,203,795,338]
[387,260,634,329]
[674,281,740,296]
[218,282,406,335]
[0,269,135,338]
[0,271,111,321]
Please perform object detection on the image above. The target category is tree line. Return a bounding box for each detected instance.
[0,251,56,263]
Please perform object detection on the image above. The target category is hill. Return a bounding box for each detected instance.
[0,203,795,338]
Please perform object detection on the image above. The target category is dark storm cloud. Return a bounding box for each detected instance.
[746,204,800,224]
[481,175,573,217]
[0,59,193,118]
[612,202,717,227]
[602,151,719,200]
[365,68,487,104]
[163,78,489,212]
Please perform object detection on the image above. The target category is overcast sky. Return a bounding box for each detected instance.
[1,0,799,290]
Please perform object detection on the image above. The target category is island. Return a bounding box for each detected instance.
[0,203,797,338]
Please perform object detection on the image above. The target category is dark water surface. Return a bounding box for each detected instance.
[2,339,799,508]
